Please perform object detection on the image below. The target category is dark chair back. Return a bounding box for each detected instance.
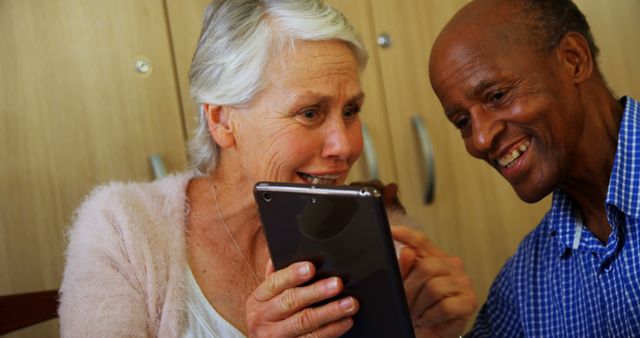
[0,289,59,335]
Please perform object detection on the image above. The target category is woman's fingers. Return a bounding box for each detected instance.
[270,276,345,321]
[264,258,275,276]
[253,261,315,303]
[307,317,355,338]
[247,261,359,337]
[280,296,359,337]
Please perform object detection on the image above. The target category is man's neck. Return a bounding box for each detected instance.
[562,86,624,243]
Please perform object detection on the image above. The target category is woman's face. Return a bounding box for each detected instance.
[230,40,364,185]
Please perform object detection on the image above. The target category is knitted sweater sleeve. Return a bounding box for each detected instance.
[59,176,190,338]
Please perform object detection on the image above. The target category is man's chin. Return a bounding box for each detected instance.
[512,184,553,204]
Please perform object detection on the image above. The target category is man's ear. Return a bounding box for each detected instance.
[556,31,593,84]
[203,103,236,148]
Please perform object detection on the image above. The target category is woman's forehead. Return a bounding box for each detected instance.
[262,41,360,94]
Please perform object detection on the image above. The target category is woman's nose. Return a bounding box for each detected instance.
[321,119,355,161]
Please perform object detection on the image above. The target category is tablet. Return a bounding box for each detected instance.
[254,182,415,338]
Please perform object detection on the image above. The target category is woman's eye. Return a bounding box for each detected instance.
[343,103,361,119]
[299,108,319,120]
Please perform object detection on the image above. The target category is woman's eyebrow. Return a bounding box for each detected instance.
[288,90,365,104]
[351,91,366,102]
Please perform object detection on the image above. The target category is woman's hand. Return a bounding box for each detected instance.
[246,261,359,338]
[392,225,477,338]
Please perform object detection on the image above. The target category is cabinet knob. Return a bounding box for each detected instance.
[134,57,153,77]
[377,33,392,48]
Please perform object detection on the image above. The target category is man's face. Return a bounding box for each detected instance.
[429,31,585,203]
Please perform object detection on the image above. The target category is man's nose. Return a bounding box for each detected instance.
[469,106,505,154]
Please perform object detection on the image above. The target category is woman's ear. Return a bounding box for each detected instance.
[203,103,236,148]
[556,31,593,84]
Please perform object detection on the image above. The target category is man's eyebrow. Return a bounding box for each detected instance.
[444,106,463,118]
[444,80,502,117]
[466,79,501,100]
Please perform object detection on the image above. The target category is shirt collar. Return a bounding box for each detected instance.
[545,96,640,255]
[545,189,580,256]
[606,96,640,219]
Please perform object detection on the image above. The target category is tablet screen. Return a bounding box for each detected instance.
[254,182,415,338]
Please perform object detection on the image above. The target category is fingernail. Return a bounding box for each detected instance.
[339,297,354,310]
[326,278,338,291]
[298,264,310,276]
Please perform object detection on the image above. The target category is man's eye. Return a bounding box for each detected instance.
[489,91,505,103]
[454,116,470,130]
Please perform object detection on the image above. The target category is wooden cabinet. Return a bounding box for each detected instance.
[0,0,187,337]
[576,0,640,97]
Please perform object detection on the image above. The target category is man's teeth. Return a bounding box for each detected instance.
[498,141,530,167]
[299,173,340,185]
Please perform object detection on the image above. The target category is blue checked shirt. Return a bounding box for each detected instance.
[468,97,640,338]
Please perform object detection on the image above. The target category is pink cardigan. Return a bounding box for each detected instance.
[59,172,194,337]
[59,172,412,337]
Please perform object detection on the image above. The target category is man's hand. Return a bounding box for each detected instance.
[350,179,406,214]
[392,225,477,338]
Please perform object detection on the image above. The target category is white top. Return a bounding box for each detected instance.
[183,266,247,338]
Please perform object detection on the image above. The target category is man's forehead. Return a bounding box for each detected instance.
[438,0,525,45]
[452,0,519,23]
[430,3,530,78]
[431,32,496,84]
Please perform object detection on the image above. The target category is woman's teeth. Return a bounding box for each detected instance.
[498,141,530,168]
[299,173,340,185]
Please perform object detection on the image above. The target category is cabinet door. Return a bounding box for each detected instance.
[575,0,640,98]
[0,0,186,336]
[367,0,551,320]
[165,0,210,141]
[326,0,398,184]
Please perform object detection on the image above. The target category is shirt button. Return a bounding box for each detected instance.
[604,265,613,273]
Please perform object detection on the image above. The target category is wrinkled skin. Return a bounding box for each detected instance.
[429,0,622,241]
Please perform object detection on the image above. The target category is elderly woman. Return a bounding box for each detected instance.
[59,0,476,337]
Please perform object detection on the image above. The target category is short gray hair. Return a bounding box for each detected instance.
[519,0,599,59]
[188,0,369,175]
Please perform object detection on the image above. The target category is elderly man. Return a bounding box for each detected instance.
[429,0,640,336]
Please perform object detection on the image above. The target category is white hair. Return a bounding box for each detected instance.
[188,0,369,176]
